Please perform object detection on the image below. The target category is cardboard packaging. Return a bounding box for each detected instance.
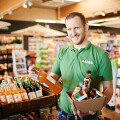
[66,90,106,113]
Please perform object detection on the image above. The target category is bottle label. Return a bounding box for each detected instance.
[21,92,28,100]
[36,90,43,98]
[6,95,14,103]
[42,83,49,88]
[28,92,36,100]
[47,76,56,84]
[1,95,7,103]
[13,93,22,102]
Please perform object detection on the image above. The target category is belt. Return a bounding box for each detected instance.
[57,106,97,119]
[57,106,75,119]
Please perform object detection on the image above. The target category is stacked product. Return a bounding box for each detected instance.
[0,77,43,104]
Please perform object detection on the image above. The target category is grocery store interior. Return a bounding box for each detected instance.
[0,0,120,120]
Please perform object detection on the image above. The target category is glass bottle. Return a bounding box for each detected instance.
[1,85,7,103]
[12,83,22,103]
[33,80,43,98]
[5,84,14,104]
[19,83,28,101]
[26,79,36,100]
[20,77,27,90]
[84,70,91,90]
[29,66,63,95]
[14,77,20,88]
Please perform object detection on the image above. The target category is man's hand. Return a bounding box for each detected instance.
[71,105,96,118]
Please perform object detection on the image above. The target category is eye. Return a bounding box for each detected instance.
[75,27,79,29]
[67,28,71,31]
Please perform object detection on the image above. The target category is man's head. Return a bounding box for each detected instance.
[65,12,88,46]
[65,12,86,27]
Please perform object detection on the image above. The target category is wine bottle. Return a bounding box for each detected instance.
[33,80,43,98]
[14,77,20,88]
[26,79,36,100]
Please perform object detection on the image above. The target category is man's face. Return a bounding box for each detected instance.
[65,16,86,45]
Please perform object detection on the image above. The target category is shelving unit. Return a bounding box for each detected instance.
[12,49,27,77]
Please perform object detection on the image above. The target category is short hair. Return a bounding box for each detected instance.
[65,12,86,26]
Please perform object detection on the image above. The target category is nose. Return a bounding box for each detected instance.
[71,29,77,36]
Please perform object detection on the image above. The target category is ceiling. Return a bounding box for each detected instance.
[32,0,75,8]
[1,0,120,28]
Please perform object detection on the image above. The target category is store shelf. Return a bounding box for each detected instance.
[15,56,25,59]
[17,68,26,71]
[16,62,25,65]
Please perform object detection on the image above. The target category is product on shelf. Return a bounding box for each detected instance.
[0,76,43,104]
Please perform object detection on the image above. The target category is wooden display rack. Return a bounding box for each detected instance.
[0,89,58,119]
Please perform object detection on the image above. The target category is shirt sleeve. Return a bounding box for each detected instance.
[98,52,113,81]
[51,49,63,76]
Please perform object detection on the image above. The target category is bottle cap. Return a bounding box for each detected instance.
[28,66,33,71]
[87,70,91,74]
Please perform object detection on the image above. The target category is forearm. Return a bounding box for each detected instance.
[103,86,113,106]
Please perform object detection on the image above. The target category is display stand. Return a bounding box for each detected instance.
[12,44,27,77]
[0,87,58,120]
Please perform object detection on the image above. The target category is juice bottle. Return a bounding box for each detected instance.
[1,85,7,103]
[84,71,91,90]
[19,83,28,101]
[12,84,22,103]
[29,66,63,95]
[5,84,14,104]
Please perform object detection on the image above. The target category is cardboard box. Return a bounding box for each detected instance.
[66,90,106,113]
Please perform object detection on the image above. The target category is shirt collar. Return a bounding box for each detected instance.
[70,42,92,51]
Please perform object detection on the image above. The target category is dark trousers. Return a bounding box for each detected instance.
[57,106,98,120]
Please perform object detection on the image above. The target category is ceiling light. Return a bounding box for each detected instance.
[65,0,83,2]
[88,23,101,26]
[28,0,32,7]
[101,11,105,16]
[88,17,119,24]
[8,9,12,15]
[23,1,28,8]
[36,19,65,24]
[92,12,95,18]
[113,8,118,14]
[0,14,4,19]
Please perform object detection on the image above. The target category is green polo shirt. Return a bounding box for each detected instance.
[51,42,112,114]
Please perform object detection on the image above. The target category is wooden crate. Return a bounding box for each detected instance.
[0,90,58,119]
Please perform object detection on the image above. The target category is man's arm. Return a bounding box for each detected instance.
[102,80,113,106]
[49,72,61,81]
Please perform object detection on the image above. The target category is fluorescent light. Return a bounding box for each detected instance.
[67,0,83,1]
[88,23,101,26]
[88,17,119,24]
[101,11,105,16]
[23,1,28,8]
[8,9,12,15]
[36,19,65,24]
[28,1,32,7]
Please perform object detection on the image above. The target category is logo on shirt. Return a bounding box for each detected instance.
[82,60,93,64]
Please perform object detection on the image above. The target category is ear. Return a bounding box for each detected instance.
[85,24,89,31]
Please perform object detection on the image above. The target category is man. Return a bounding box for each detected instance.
[49,12,113,120]
[30,12,113,120]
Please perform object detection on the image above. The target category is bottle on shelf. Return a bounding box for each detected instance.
[0,85,7,103]
[29,66,63,95]
[12,83,22,103]
[19,83,28,101]
[26,78,36,100]
[33,80,43,98]
[14,77,20,88]
[20,77,27,90]
[5,84,14,104]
